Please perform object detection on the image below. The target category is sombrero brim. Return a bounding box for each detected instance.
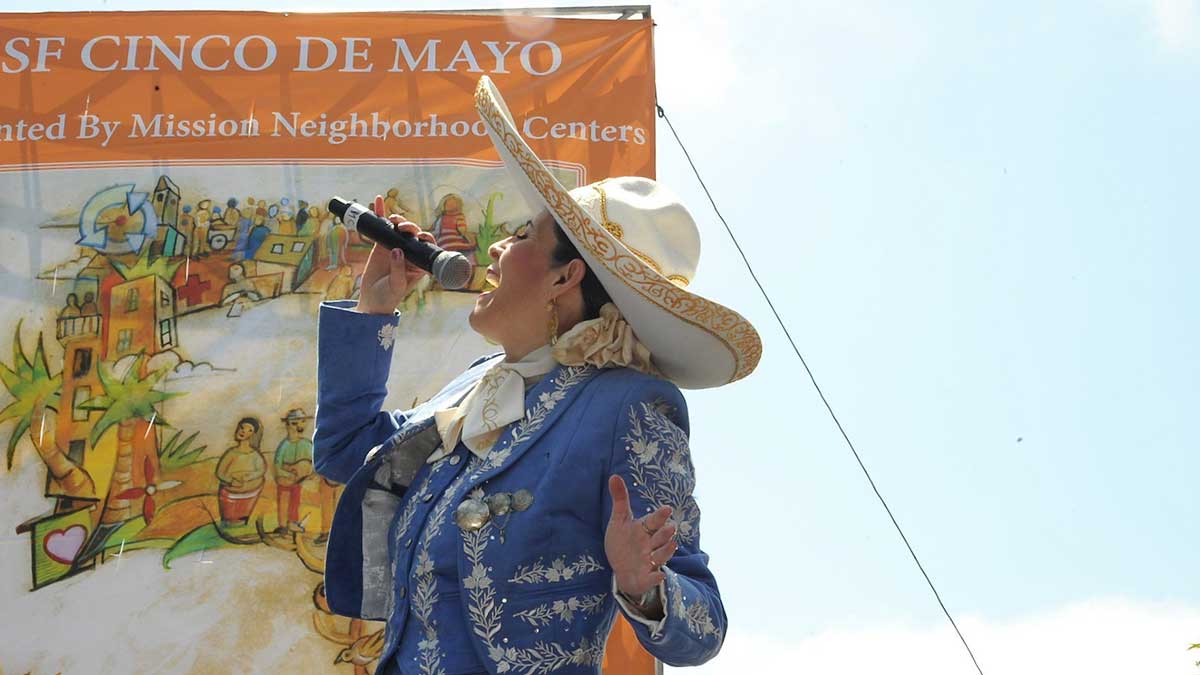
[474,76,761,389]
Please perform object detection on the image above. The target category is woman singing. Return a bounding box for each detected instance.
[314,77,761,674]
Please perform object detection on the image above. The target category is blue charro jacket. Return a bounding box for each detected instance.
[313,301,726,673]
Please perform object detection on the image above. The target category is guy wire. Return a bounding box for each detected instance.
[655,102,986,675]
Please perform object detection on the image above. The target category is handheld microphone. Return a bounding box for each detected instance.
[327,197,473,290]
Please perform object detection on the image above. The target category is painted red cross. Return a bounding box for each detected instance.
[178,275,211,306]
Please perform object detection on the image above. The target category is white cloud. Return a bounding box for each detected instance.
[36,253,94,282]
[670,599,1200,675]
[1150,0,1200,52]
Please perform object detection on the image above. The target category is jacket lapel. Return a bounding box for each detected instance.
[365,354,503,466]
[463,364,598,486]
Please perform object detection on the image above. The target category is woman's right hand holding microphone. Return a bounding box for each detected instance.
[355,194,438,315]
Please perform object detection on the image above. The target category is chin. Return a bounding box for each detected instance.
[467,303,494,340]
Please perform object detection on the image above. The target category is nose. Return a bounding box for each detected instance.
[488,237,511,263]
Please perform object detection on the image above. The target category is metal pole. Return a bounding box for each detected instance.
[407,5,650,19]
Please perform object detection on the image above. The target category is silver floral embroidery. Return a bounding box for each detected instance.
[386,456,446,619]
[411,550,443,675]
[464,523,605,674]
[508,555,604,584]
[409,454,483,675]
[458,367,605,674]
[393,457,445,551]
[378,323,396,349]
[467,366,593,480]
[513,594,606,627]
[671,582,723,643]
[622,399,701,546]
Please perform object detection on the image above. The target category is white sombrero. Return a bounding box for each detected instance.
[475,76,761,389]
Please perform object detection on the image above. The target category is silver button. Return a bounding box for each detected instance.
[399,587,407,598]
[449,455,462,466]
[455,498,491,531]
[422,493,433,502]
[404,538,412,548]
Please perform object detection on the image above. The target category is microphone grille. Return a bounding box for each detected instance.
[432,252,474,290]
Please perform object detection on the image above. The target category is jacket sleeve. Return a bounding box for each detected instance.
[602,378,727,666]
[313,300,407,484]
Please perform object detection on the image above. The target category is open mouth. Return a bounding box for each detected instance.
[482,267,500,291]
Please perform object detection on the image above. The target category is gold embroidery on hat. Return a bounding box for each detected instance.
[592,184,624,240]
[477,82,760,382]
[592,184,691,284]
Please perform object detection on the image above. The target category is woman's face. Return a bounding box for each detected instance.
[470,210,562,346]
[235,422,256,442]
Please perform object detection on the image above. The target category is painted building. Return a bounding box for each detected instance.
[253,234,315,292]
[53,308,103,500]
[106,275,178,359]
[153,176,187,257]
[153,175,180,228]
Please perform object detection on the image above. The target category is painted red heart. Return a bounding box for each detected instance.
[43,524,88,565]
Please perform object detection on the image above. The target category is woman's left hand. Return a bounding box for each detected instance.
[605,474,678,597]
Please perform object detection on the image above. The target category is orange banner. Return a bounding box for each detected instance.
[0,11,655,175]
[0,10,656,675]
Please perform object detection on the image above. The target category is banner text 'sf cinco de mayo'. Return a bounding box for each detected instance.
[0,10,655,674]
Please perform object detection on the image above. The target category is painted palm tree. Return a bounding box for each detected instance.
[0,324,95,497]
[111,244,185,282]
[474,192,511,267]
[81,353,181,524]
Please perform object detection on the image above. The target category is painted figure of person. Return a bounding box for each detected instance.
[295,200,310,234]
[215,417,266,526]
[79,291,98,315]
[225,197,244,231]
[273,409,314,535]
[179,204,195,250]
[277,210,297,236]
[432,193,476,257]
[326,217,348,270]
[220,263,263,305]
[324,264,356,301]
[383,188,411,218]
[246,222,271,259]
[301,205,322,237]
[59,293,81,319]
[191,199,212,257]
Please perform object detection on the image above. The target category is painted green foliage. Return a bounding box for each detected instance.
[0,322,62,469]
[163,521,258,569]
[111,245,185,282]
[159,429,208,471]
[80,353,180,446]
[474,192,509,267]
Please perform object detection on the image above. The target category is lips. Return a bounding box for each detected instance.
[483,266,501,291]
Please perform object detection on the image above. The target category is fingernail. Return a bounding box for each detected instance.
[391,248,401,261]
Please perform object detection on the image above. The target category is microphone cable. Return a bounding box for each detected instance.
[656,102,986,675]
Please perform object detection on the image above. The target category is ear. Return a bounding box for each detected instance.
[549,258,587,299]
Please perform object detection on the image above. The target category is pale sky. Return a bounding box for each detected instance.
[3,1,1198,673]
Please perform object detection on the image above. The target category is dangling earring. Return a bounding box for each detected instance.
[547,299,559,346]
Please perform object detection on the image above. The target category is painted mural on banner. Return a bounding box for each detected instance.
[0,11,656,674]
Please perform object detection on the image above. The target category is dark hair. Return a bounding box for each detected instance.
[236,417,263,450]
[550,224,611,321]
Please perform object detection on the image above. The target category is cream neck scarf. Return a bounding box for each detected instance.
[432,303,659,462]
[433,345,558,461]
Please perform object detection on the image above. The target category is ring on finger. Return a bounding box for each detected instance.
[640,519,655,535]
